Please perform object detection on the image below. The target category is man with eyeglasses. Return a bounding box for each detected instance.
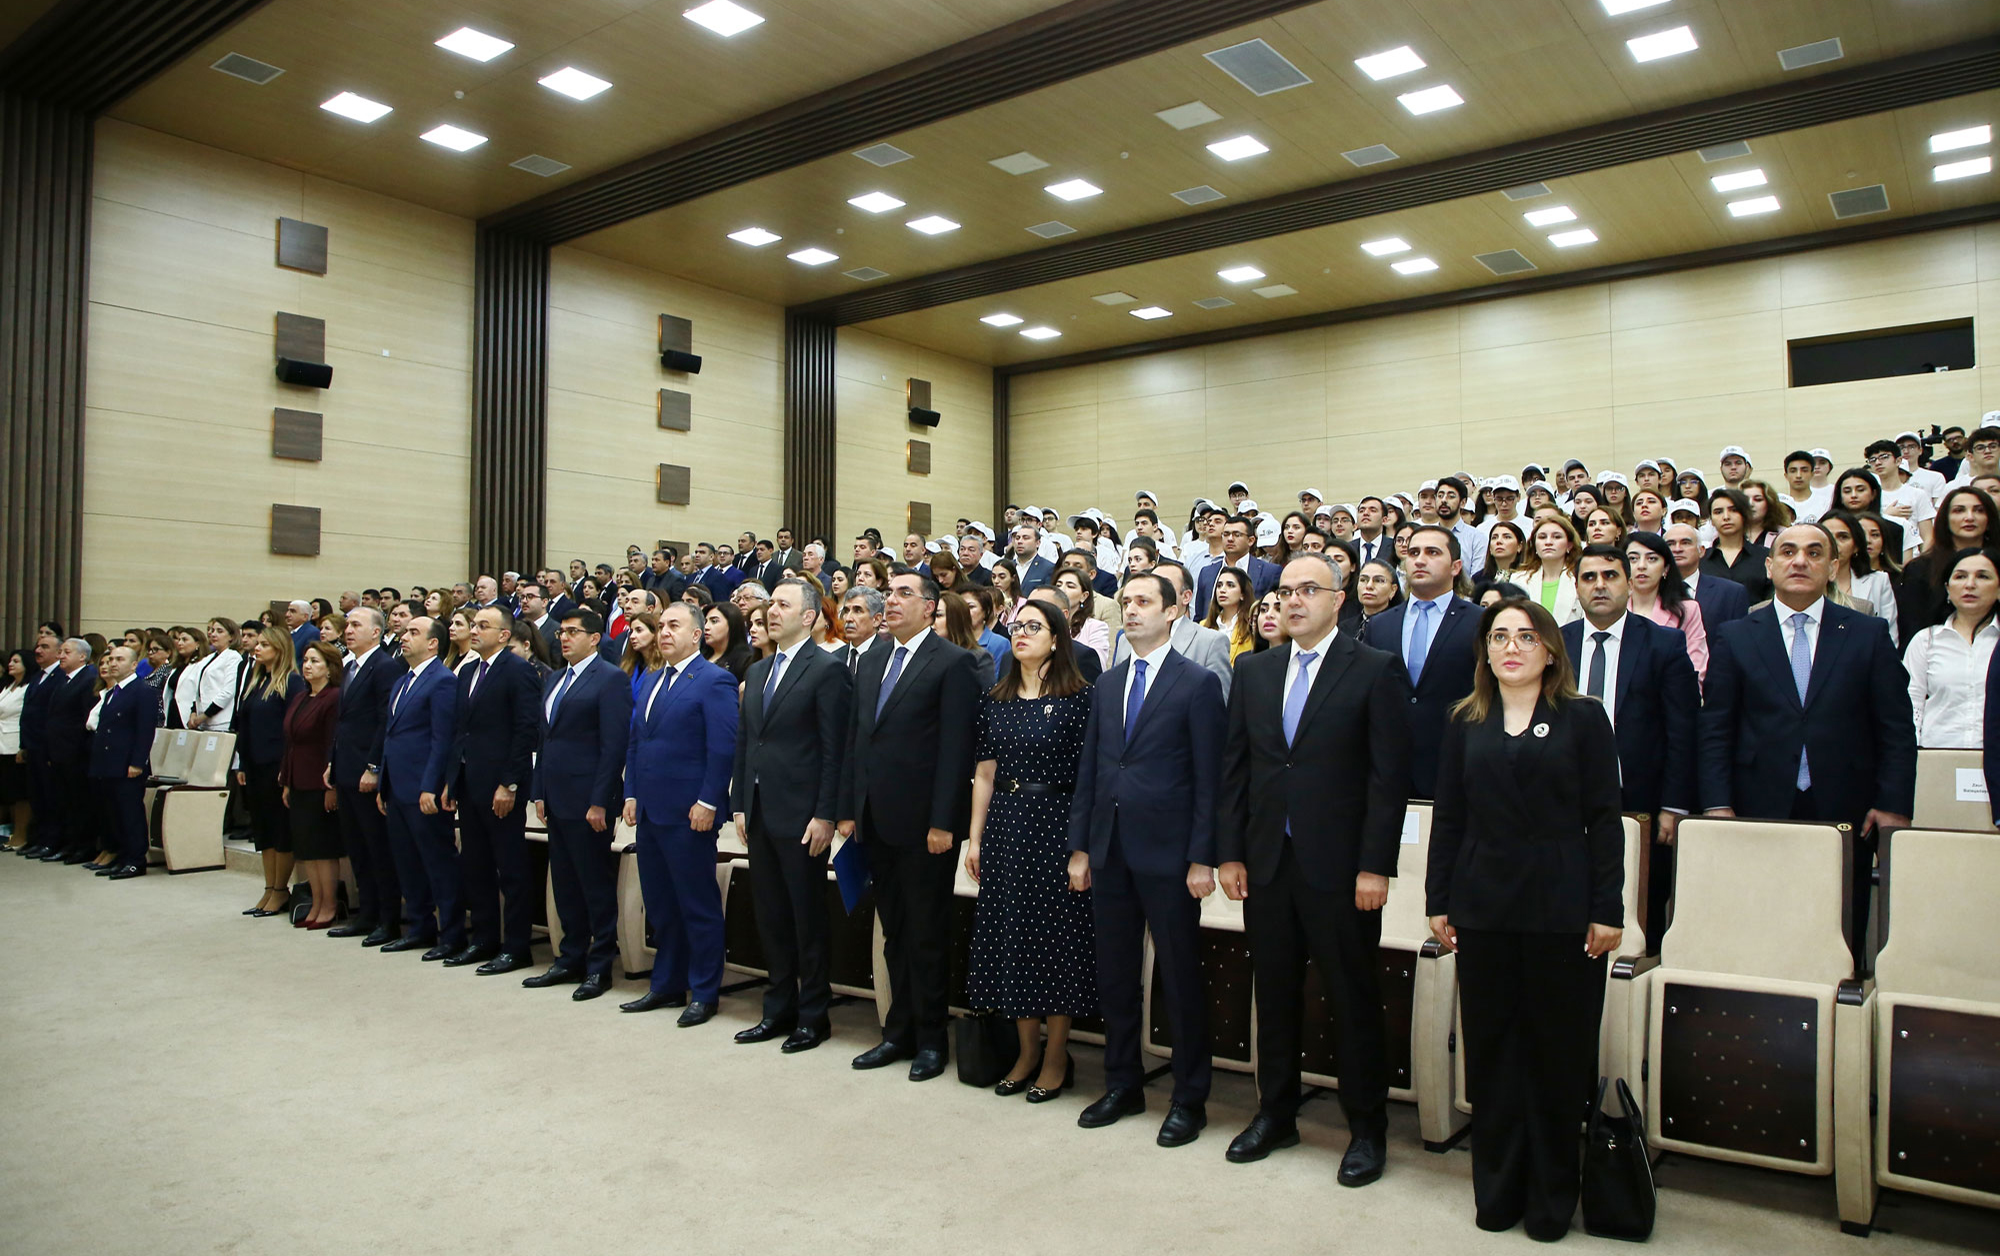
[1864,439,1935,555]
[1194,515,1279,621]
[1361,526,1479,800]
[1216,552,1411,1186]
[1949,423,2000,488]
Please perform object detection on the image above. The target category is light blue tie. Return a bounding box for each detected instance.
[875,645,909,720]
[1789,612,1813,790]
[1283,651,1317,746]
[547,666,575,721]
[763,651,786,708]
[1124,658,1148,739]
[1407,600,1436,686]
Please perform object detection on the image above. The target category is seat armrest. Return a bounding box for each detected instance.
[1419,938,1449,959]
[1610,953,1660,981]
[1836,977,1873,1007]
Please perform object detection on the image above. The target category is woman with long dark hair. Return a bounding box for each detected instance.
[1353,559,1405,630]
[1700,488,1770,604]
[1274,511,1311,567]
[0,649,31,851]
[701,602,755,682]
[1821,510,1899,643]
[1904,547,2000,748]
[281,642,344,929]
[1739,479,1793,549]
[1625,531,1709,682]
[1051,568,1110,671]
[1895,485,2000,645]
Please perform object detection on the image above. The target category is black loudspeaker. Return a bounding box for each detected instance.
[660,349,703,374]
[908,406,940,427]
[276,357,333,388]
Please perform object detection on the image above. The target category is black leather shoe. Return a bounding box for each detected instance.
[521,965,584,988]
[1077,1087,1147,1129]
[675,1000,716,1027]
[106,864,146,880]
[781,1022,831,1054]
[572,972,612,1001]
[379,934,434,953]
[420,943,456,961]
[360,926,397,948]
[851,1040,915,1070]
[1227,1113,1301,1163]
[619,989,685,1013]
[36,848,67,862]
[1026,1055,1075,1104]
[18,845,50,859]
[326,918,377,939]
[60,849,92,864]
[1157,1103,1206,1147]
[94,863,124,876]
[442,945,498,968]
[475,951,531,976]
[908,1047,946,1081]
[1338,1133,1387,1187]
[734,1017,794,1043]
[995,1076,1033,1097]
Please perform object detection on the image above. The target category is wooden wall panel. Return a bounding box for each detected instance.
[834,327,992,544]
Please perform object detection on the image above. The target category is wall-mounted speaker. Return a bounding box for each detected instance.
[276,358,333,388]
[908,406,940,427]
[659,314,702,374]
[660,348,704,373]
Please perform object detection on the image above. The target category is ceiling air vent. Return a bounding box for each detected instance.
[988,151,1048,174]
[1828,184,1890,219]
[1172,185,1225,205]
[1193,297,1235,310]
[1025,221,1075,238]
[1204,38,1311,96]
[1501,182,1550,200]
[1475,249,1538,276]
[853,143,914,167]
[1698,140,1752,162]
[510,154,571,177]
[843,266,889,281]
[1343,144,1399,167]
[211,53,283,84]
[1778,38,1844,72]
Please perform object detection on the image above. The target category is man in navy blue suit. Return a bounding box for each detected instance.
[15,624,65,860]
[1194,516,1280,620]
[1700,523,1915,961]
[526,608,634,1001]
[1069,571,1226,1149]
[440,607,542,973]
[1565,546,1701,944]
[618,603,740,1025]
[87,644,159,879]
[691,543,742,601]
[1667,523,1750,629]
[326,608,406,944]
[284,600,318,663]
[38,637,98,863]
[373,617,461,958]
[1005,522,1056,594]
[1361,526,1480,799]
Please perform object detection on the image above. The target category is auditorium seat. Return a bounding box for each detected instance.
[716,840,881,1012]
[1144,881,1256,1075]
[1642,817,1871,1230]
[1910,748,1993,832]
[149,729,233,872]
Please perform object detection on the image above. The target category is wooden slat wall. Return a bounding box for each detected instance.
[787,314,838,545]
[472,228,549,579]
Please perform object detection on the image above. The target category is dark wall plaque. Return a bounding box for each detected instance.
[906,377,931,410]
[276,217,328,274]
[275,312,325,364]
[908,502,932,535]
[657,388,691,431]
[657,464,691,505]
[907,439,931,474]
[658,314,693,355]
[270,504,321,556]
[272,407,323,461]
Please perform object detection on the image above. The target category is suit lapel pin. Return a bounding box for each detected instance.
[1533,722,1550,738]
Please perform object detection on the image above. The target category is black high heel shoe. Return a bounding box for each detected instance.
[994,1053,1044,1097]
[1025,1054,1074,1103]
[244,886,280,916]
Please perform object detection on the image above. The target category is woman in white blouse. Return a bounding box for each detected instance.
[1904,548,2000,748]
[177,617,246,732]
[1525,515,1583,625]
[1820,510,1899,647]
[0,649,30,850]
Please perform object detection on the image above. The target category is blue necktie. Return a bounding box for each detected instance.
[764,651,786,708]
[1789,612,1813,790]
[548,666,576,720]
[1283,651,1317,746]
[1407,599,1436,686]
[392,672,415,717]
[875,645,909,720]
[1124,658,1148,739]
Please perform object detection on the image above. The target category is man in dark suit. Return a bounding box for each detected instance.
[1218,553,1411,1183]
[86,644,159,879]
[691,543,741,601]
[751,540,789,591]
[15,625,65,860]
[327,608,405,943]
[1006,523,1056,594]
[641,548,687,601]
[541,570,577,625]
[731,578,852,1052]
[526,608,634,1000]
[441,607,541,973]
[1194,516,1281,620]
[518,586,561,663]
[1361,525,1480,799]
[284,600,318,663]
[770,528,806,579]
[372,617,461,958]
[1700,523,1915,961]
[43,638,100,864]
[1069,572,1226,1148]
[1667,522,1751,629]
[1565,546,1701,943]
[837,571,981,1081]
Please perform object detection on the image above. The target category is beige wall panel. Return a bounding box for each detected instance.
[1326,424,1463,503]
[547,390,668,476]
[1784,370,1987,462]
[85,407,294,531]
[93,119,302,237]
[1459,287,1609,353]
[1012,460,1102,523]
[1327,354,1463,434]
[1608,258,1782,331]
[549,306,655,404]
[1460,334,1613,422]
[303,176,474,287]
[1230,438,1328,504]
[1778,229,1977,308]
[1094,455,1212,527]
[1011,365,1099,415]
[1613,393,1791,476]
[318,346,471,459]
[84,305,277,430]
[1780,284,1979,345]
[79,515,265,637]
[1324,308,1459,371]
[1611,311,1787,406]
[1011,405,1100,513]
[1460,409,1616,478]
[91,198,303,334]
[306,445,470,544]
[545,469,781,570]
[1977,279,2000,409]
[1205,328,1325,389]
[557,246,786,349]
[315,255,474,371]
[1206,373,1326,446]
[1098,348,1205,403]
[834,329,993,538]
[1098,389,1204,461]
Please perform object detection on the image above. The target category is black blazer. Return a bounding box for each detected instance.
[1360,595,1481,799]
[88,678,159,779]
[331,648,403,789]
[1427,697,1625,932]
[19,665,58,755]
[838,631,980,845]
[1067,646,1225,877]
[43,665,99,766]
[235,672,305,768]
[447,649,541,806]
[1560,614,1699,815]
[1701,542,1771,606]
[1218,633,1412,892]
[733,642,852,838]
[1699,601,1916,822]
[1692,569,1751,629]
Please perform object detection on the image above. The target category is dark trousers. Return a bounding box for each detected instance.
[457,789,531,952]
[1456,929,1606,1239]
[336,782,398,927]
[748,811,832,1026]
[92,775,148,866]
[546,813,619,975]
[1247,849,1388,1130]
[54,759,91,855]
[635,816,724,1001]
[25,754,57,847]
[1092,833,1210,1106]
[385,796,463,946]
[1787,787,1872,965]
[865,817,956,1051]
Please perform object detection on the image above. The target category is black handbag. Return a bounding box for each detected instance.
[1582,1076,1656,1241]
[953,1012,1019,1087]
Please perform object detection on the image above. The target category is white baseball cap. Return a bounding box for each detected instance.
[1896,431,1921,444]
[1299,487,1324,502]
[1135,489,1157,502]
[1719,445,1750,462]
[1228,480,1250,493]
[1420,479,1439,492]
[1668,499,1702,516]
[1634,459,1660,474]
[1809,448,1832,462]
[1255,517,1280,545]
[1017,505,1041,521]
[1237,499,1259,513]
[1599,471,1629,489]
[1490,475,1521,493]
[970,521,995,540]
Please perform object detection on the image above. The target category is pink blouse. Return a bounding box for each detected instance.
[1644,598,1708,685]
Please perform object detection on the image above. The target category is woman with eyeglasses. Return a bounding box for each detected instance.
[1426,598,1624,1242]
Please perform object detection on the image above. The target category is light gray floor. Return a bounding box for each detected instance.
[1,857,1994,1256]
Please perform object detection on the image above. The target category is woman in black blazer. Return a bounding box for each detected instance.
[1426,597,1624,1242]
[234,624,306,917]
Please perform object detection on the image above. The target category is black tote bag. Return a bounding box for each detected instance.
[1582,1076,1657,1241]
[953,1012,1019,1087]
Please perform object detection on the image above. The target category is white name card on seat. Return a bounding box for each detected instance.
[204,736,219,752]
[1401,812,1420,845]
[1956,768,1988,802]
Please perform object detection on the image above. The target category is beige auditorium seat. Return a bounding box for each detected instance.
[1910,748,1993,832]
[1643,817,1871,1230]
[719,838,882,1015]
[151,730,234,872]
[531,819,633,970]
[1143,880,1256,1075]
[1836,828,2000,1235]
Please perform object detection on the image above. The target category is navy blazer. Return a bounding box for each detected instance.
[625,655,739,825]
[374,660,458,804]
[837,631,981,844]
[19,664,59,757]
[693,564,741,600]
[1561,614,1700,815]
[43,664,99,766]
[235,672,305,768]
[1692,570,1751,629]
[533,658,633,817]
[331,647,403,789]
[1194,555,1281,621]
[1360,595,1481,799]
[290,621,318,663]
[88,679,159,779]
[447,649,540,805]
[1015,554,1056,594]
[1067,646,1225,877]
[1699,601,1916,822]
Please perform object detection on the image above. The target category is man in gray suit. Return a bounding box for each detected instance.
[1111,558,1233,700]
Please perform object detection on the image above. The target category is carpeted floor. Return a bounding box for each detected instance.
[0,857,1994,1256]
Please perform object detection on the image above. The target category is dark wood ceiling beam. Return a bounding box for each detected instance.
[803,36,2000,325]
[0,0,276,114]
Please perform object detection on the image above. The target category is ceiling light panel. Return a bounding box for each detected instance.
[1253,284,1297,298]
[1020,326,1061,340]
[1217,265,1265,283]
[539,67,611,100]
[1501,182,1551,200]
[1627,26,1698,63]
[1172,185,1226,205]
[1601,0,1669,12]
[727,227,780,245]
[510,154,570,177]
[1192,297,1235,310]
[846,191,904,213]
[1391,257,1438,274]
[1342,144,1399,167]
[420,124,486,151]
[1696,140,1752,162]
[1522,205,1576,226]
[842,267,888,281]
[787,247,838,265]
[906,215,959,234]
[1092,291,1137,305]
[988,151,1048,174]
[1548,228,1598,247]
[1709,168,1767,192]
[1354,46,1425,81]
[435,27,512,61]
[1726,196,1780,217]
[1130,307,1173,320]
[1930,124,1991,153]
[1154,100,1222,130]
[683,0,765,37]
[1206,134,1269,161]
[1935,156,1992,181]
[1776,38,1843,71]
[1398,85,1463,115]
[980,313,1023,327]
[1044,178,1102,201]
[320,92,391,123]
[1360,237,1410,256]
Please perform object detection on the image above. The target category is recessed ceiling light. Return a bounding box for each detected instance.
[1627,25,1698,63]
[787,247,838,265]
[683,0,764,37]
[435,27,512,62]
[1523,205,1577,226]
[980,313,1023,327]
[1397,84,1464,115]
[1206,134,1269,161]
[1044,178,1102,201]
[727,227,780,246]
[1217,265,1265,283]
[1935,155,1993,181]
[1020,326,1061,340]
[1600,0,1669,13]
[1391,257,1438,274]
[320,92,391,123]
[1130,306,1173,320]
[1092,291,1137,305]
[1548,228,1598,247]
[1360,237,1410,256]
[1709,168,1767,192]
[1726,195,1780,217]
[988,151,1048,174]
[538,67,611,100]
[906,215,959,235]
[420,124,486,152]
[1252,284,1297,298]
[847,191,904,213]
[1930,124,1991,153]
[1354,46,1425,80]
[1154,100,1222,130]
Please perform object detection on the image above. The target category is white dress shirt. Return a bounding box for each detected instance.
[392,654,436,717]
[1777,597,1825,666]
[1283,626,1338,715]
[1352,532,1390,568]
[546,653,596,722]
[1576,613,1628,728]
[87,673,136,731]
[1904,619,2000,748]
[1123,638,1174,721]
[0,681,24,756]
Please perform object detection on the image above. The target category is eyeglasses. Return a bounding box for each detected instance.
[884,586,923,601]
[1275,584,1332,600]
[1012,620,1048,636]
[1487,629,1543,650]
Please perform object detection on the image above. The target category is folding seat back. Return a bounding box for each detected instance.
[182,731,235,789]
[1910,749,1992,832]
[152,729,198,782]
[1145,880,1254,1073]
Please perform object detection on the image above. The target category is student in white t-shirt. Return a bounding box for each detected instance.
[1778,449,1832,524]
[1866,440,1935,553]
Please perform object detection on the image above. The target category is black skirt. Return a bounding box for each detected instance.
[243,760,288,853]
[287,788,343,860]
[0,753,25,809]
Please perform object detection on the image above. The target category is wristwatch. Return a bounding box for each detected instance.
[502,783,517,792]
